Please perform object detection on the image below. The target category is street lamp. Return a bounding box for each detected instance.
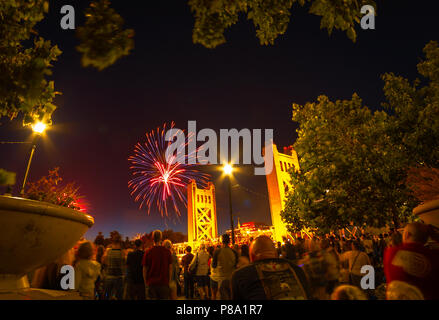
[20,122,47,195]
[222,163,235,245]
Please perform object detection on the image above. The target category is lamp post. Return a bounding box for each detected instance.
[223,163,235,245]
[20,122,47,196]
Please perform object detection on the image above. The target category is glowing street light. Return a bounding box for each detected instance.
[32,122,47,134]
[223,163,233,175]
[222,163,235,245]
[20,122,48,195]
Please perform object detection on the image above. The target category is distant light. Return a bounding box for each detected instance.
[223,163,233,175]
[32,122,47,134]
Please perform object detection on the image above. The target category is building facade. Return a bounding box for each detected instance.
[187,180,218,245]
[264,143,300,242]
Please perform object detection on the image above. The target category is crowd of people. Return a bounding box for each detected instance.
[29,222,439,300]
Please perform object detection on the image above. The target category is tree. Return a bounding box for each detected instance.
[162,229,188,244]
[281,41,439,234]
[406,167,439,203]
[0,0,60,126]
[0,1,133,127]
[76,0,134,71]
[188,0,376,48]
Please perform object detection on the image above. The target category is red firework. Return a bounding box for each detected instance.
[128,122,209,216]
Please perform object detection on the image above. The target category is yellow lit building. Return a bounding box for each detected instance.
[264,143,300,242]
[187,180,218,245]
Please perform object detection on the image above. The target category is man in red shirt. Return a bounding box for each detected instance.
[142,230,172,299]
[384,222,439,299]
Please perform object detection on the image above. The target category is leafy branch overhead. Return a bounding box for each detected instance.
[188,0,376,48]
[76,0,135,71]
[282,41,439,234]
[0,0,60,126]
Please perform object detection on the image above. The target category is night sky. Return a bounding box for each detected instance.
[1,1,438,240]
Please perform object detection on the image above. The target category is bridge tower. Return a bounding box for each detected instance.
[187,180,218,245]
[263,143,300,242]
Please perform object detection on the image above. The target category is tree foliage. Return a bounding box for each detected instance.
[0,0,60,126]
[406,167,439,203]
[76,0,134,71]
[188,0,376,48]
[282,41,439,234]
[0,168,16,186]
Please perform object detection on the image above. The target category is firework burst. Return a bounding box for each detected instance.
[128,122,210,217]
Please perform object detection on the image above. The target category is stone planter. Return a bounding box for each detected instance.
[413,199,439,228]
[0,196,94,290]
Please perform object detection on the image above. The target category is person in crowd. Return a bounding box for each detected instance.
[384,222,439,300]
[181,246,194,299]
[94,244,105,299]
[276,241,282,257]
[142,230,172,299]
[101,231,125,300]
[31,247,75,290]
[295,237,305,259]
[96,245,105,264]
[389,231,403,247]
[125,239,145,300]
[164,239,179,300]
[330,285,367,300]
[299,239,328,299]
[74,241,101,299]
[320,239,340,296]
[281,237,297,260]
[94,232,105,247]
[231,235,311,300]
[386,280,425,300]
[209,246,220,300]
[212,234,238,300]
[340,240,371,288]
[189,243,210,300]
[236,244,250,269]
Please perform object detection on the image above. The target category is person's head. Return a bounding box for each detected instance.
[331,285,367,300]
[110,231,122,245]
[249,236,278,262]
[163,239,172,251]
[240,244,250,259]
[403,223,429,245]
[386,280,424,300]
[153,230,162,244]
[222,234,230,246]
[77,241,94,260]
[185,246,192,254]
[320,238,330,250]
[351,241,361,251]
[390,231,403,247]
[134,239,142,249]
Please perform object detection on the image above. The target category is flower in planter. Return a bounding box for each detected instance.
[25,167,88,212]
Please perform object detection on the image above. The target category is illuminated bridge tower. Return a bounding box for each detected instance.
[264,143,300,242]
[187,180,218,244]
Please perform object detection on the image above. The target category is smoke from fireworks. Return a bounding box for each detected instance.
[128,122,209,217]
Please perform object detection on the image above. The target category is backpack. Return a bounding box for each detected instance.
[254,260,308,300]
